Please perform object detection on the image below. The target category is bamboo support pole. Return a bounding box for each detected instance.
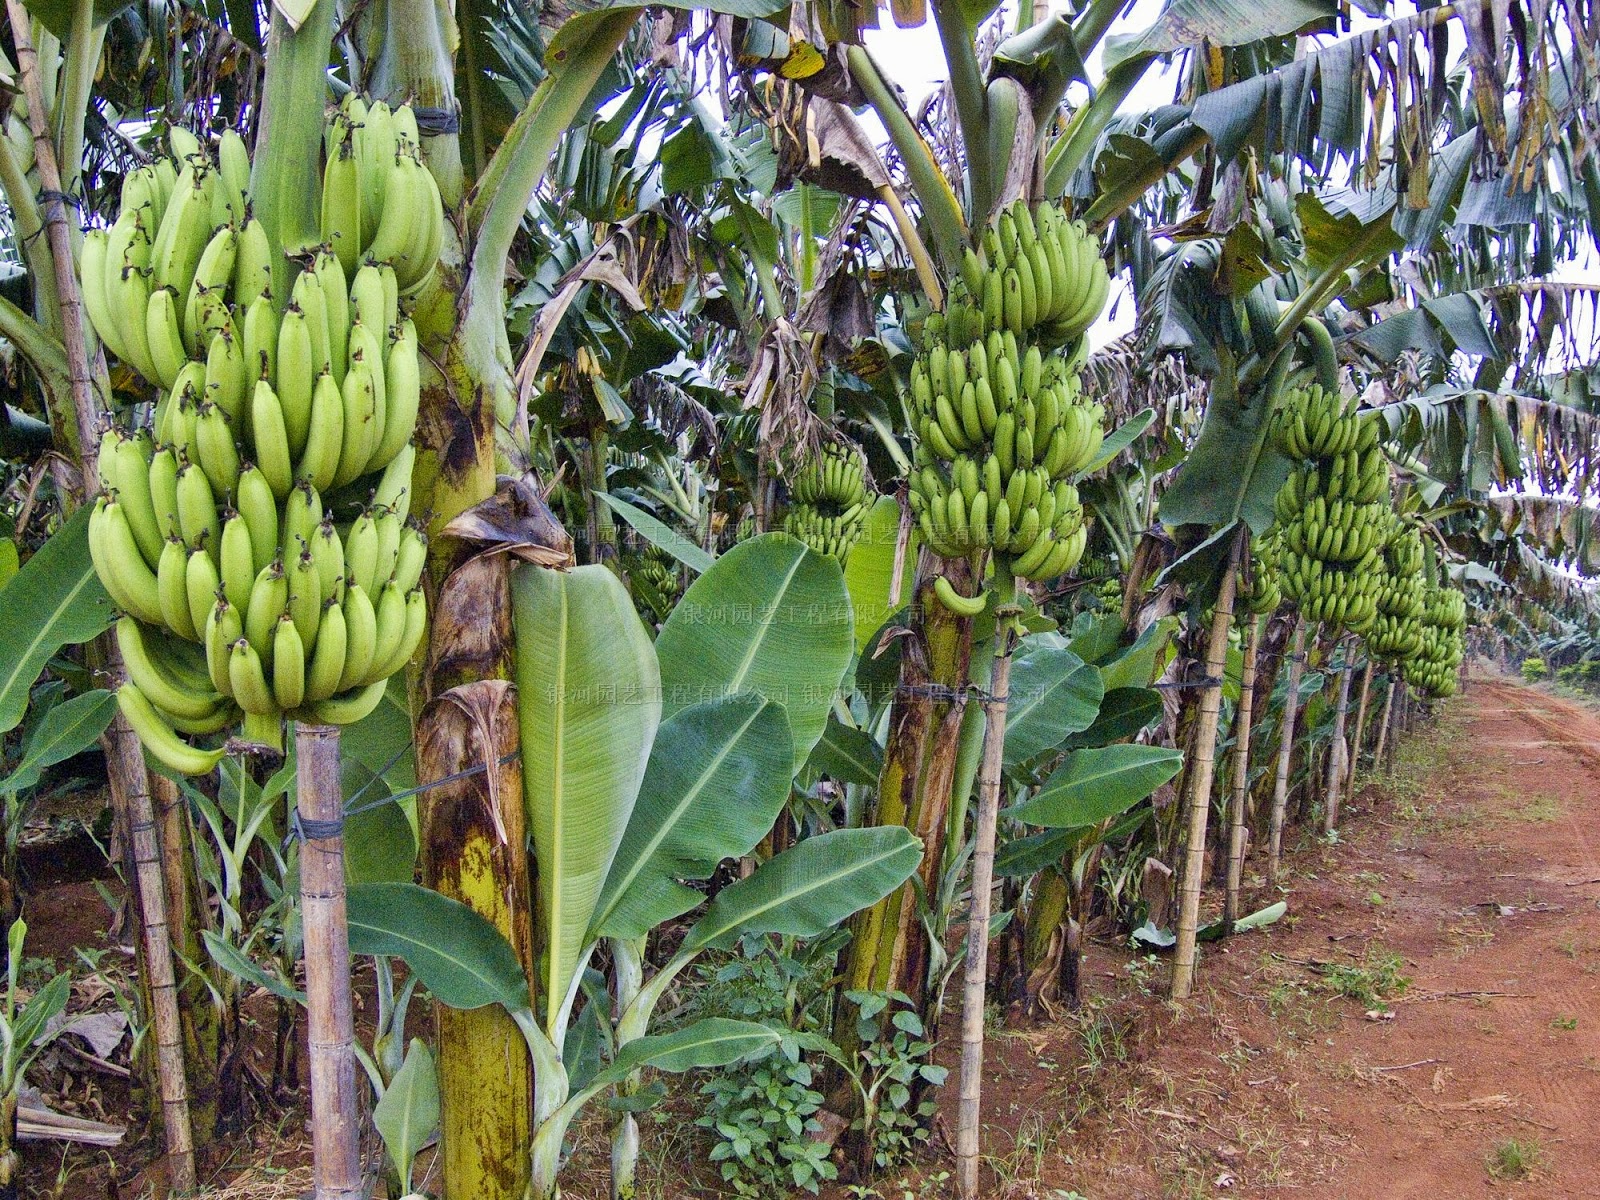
[1223,613,1261,930]
[3,0,105,472]
[296,723,365,1200]
[1346,658,1375,788]
[1323,651,1355,835]
[1372,676,1396,775]
[5,4,196,1188]
[108,725,196,1192]
[1170,534,1242,1000]
[1268,617,1307,885]
[954,591,1017,1200]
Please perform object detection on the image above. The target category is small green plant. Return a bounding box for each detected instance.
[699,1041,837,1197]
[1318,946,1410,1009]
[1521,657,1548,682]
[834,990,947,1173]
[1487,1136,1543,1180]
[0,920,70,1190]
[1551,1015,1578,1031]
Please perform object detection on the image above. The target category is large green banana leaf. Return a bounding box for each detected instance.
[1003,647,1104,766]
[512,564,661,1035]
[0,689,114,795]
[0,506,113,735]
[347,882,530,1013]
[588,695,793,943]
[654,533,853,762]
[842,497,917,654]
[1009,745,1184,828]
[677,826,921,955]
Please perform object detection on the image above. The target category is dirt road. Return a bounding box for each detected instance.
[945,675,1600,1199]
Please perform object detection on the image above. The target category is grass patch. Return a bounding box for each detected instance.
[1486,1136,1544,1181]
[1318,946,1410,1009]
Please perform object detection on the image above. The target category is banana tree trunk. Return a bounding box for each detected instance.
[1223,614,1261,931]
[1170,536,1242,1001]
[296,723,363,1200]
[1323,652,1354,835]
[834,555,977,1051]
[954,597,1015,1200]
[417,555,537,1200]
[1346,658,1374,788]
[1267,618,1307,885]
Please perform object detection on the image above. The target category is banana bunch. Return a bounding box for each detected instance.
[925,199,1110,348]
[1427,586,1467,631]
[1240,536,1282,616]
[90,438,427,772]
[625,548,680,621]
[906,210,1108,583]
[790,443,869,509]
[80,129,268,390]
[1277,496,1388,564]
[1367,612,1424,660]
[1275,384,1375,460]
[79,98,444,396]
[1274,387,1392,634]
[1404,602,1464,698]
[784,443,872,562]
[1277,544,1381,631]
[1367,528,1428,661]
[320,95,445,291]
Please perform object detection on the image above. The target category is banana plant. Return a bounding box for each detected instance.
[350,538,918,1199]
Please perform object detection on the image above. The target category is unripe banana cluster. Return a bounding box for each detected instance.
[79,102,441,774]
[906,202,1107,581]
[1239,535,1283,616]
[783,444,871,562]
[625,547,680,620]
[1366,525,1427,661]
[92,445,426,773]
[930,199,1110,349]
[1274,386,1390,633]
[1404,589,1465,698]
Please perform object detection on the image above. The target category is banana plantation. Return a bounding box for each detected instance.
[0,0,1596,1195]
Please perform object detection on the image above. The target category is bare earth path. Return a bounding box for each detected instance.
[903,674,1600,1199]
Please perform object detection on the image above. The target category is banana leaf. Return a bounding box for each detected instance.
[677,826,921,954]
[347,882,530,1014]
[842,497,917,654]
[1003,648,1103,766]
[1009,745,1184,828]
[512,564,661,1035]
[654,533,853,762]
[588,695,792,943]
[0,506,114,735]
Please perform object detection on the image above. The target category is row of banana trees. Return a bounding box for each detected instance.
[0,0,1596,1196]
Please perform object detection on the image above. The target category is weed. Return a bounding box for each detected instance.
[1486,1137,1544,1180]
[1515,794,1560,822]
[1557,934,1581,959]
[1551,1015,1578,1031]
[1318,946,1410,1009]
[1075,1003,1130,1073]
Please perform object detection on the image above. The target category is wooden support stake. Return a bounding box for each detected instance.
[1372,675,1397,775]
[954,592,1016,1200]
[1268,617,1307,885]
[1323,650,1355,835]
[1346,658,1374,788]
[296,723,364,1200]
[1223,613,1261,930]
[1170,532,1242,1000]
[5,5,194,1189]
